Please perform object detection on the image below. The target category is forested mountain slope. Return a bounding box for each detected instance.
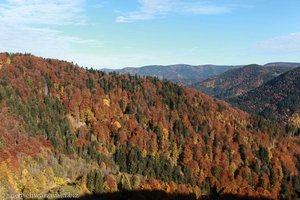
[230,67,300,128]
[0,53,299,199]
[193,64,295,100]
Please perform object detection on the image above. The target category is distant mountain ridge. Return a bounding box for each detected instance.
[102,64,242,85]
[192,64,297,99]
[264,62,300,68]
[102,63,300,87]
[230,66,300,126]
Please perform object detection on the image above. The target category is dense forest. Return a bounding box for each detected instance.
[192,64,295,100]
[231,67,300,129]
[0,53,299,199]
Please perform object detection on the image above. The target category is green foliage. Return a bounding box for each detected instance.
[268,164,276,187]
[258,146,269,164]
[217,104,226,112]
[154,126,163,150]
[250,115,283,137]
[118,174,132,191]
[118,100,124,112]
[87,170,104,194]
[114,143,193,185]
[211,166,221,181]
[0,139,5,150]
[238,144,247,162]
[0,80,75,155]
[86,77,94,91]
[159,80,185,110]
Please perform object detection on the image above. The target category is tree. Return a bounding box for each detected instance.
[86,170,103,194]
[115,145,127,172]
[269,165,276,187]
[239,144,247,162]
[86,171,95,192]
[127,148,138,174]
[258,146,269,164]
[94,170,104,194]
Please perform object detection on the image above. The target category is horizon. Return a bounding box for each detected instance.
[2,52,300,70]
[1,0,300,69]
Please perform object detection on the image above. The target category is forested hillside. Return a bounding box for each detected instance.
[0,53,299,199]
[192,64,295,100]
[231,67,300,129]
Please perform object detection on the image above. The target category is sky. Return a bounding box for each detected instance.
[0,0,300,69]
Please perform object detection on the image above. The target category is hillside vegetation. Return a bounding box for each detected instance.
[231,67,300,129]
[193,64,295,100]
[0,53,299,199]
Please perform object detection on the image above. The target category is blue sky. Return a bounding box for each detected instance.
[0,0,300,69]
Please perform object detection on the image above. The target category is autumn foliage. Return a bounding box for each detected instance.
[0,53,299,199]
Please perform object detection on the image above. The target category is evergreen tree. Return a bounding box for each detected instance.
[94,170,104,194]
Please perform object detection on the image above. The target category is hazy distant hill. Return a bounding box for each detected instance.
[102,64,241,85]
[264,62,300,68]
[230,66,300,126]
[192,64,296,99]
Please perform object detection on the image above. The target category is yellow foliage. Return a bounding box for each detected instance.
[120,174,132,190]
[131,175,141,189]
[60,86,64,95]
[194,187,202,199]
[0,161,19,193]
[278,165,283,180]
[289,113,300,128]
[114,121,122,129]
[162,128,169,140]
[166,184,171,193]
[267,148,272,160]
[54,83,60,90]
[170,142,180,164]
[199,169,205,179]
[53,83,64,95]
[103,99,110,107]
[0,155,76,196]
[46,166,56,181]
[81,108,95,123]
[231,162,237,175]
[0,161,19,192]
[204,154,209,161]
[216,113,225,122]
[141,183,152,190]
[6,57,11,65]
[54,177,65,186]
[239,120,248,127]
[22,176,39,194]
[142,149,147,158]
[22,169,29,177]
[242,136,250,145]
[0,186,5,199]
